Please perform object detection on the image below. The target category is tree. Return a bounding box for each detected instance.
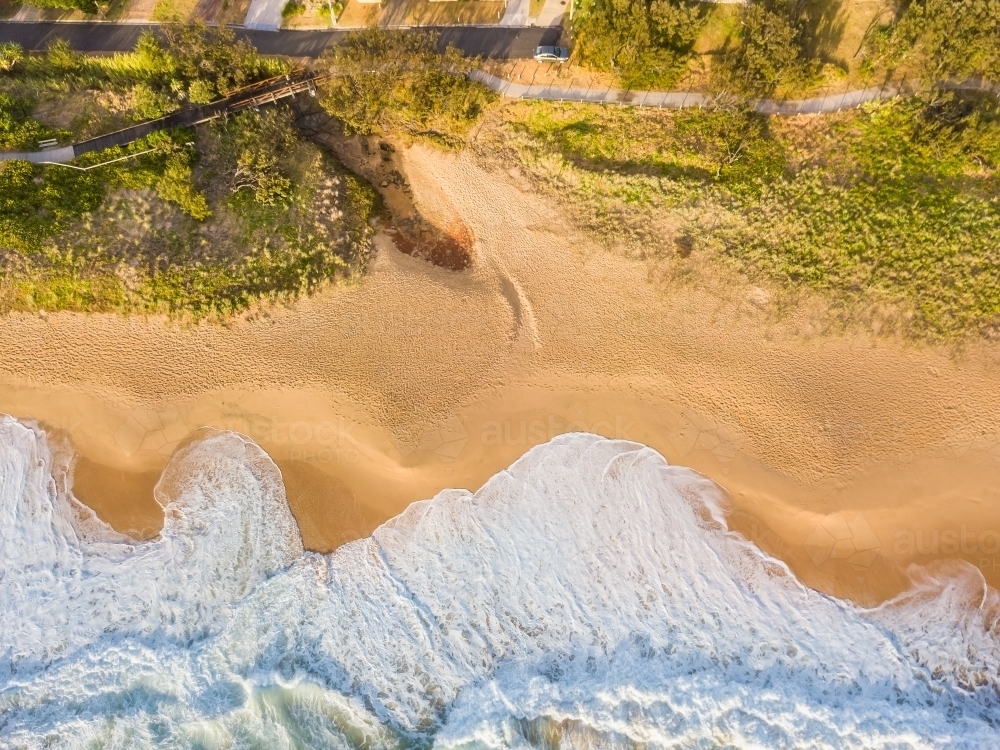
[215,109,297,207]
[863,0,1000,83]
[714,0,818,98]
[160,22,265,102]
[571,0,703,89]
[320,29,495,143]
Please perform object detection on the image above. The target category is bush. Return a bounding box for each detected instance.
[0,94,65,150]
[215,108,298,207]
[319,28,496,144]
[155,155,211,219]
[282,0,305,18]
[714,1,818,98]
[44,38,83,75]
[22,0,99,13]
[571,0,703,89]
[130,83,174,120]
[0,42,25,74]
[866,0,1000,83]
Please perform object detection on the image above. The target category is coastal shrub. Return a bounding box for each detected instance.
[0,93,65,149]
[570,0,704,89]
[44,39,84,76]
[155,155,211,220]
[713,0,819,97]
[214,108,298,207]
[861,0,1000,83]
[130,82,175,120]
[0,42,24,74]
[320,28,497,145]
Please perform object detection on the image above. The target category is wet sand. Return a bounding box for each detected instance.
[2,144,999,606]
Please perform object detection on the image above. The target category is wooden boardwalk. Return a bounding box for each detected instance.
[72,71,322,158]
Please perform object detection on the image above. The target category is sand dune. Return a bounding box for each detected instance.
[2,144,999,605]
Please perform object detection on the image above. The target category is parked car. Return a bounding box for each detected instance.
[532,46,570,63]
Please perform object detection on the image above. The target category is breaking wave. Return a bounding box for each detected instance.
[1,415,998,748]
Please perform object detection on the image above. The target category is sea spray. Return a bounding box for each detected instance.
[0,415,997,748]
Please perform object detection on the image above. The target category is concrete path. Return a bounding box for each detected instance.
[535,0,565,27]
[469,70,997,113]
[244,0,285,30]
[0,145,75,163]
[499,0,530,26]
[500,0,564,27]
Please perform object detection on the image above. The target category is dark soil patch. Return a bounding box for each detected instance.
[385,219,472,272]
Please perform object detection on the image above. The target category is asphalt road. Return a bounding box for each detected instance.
[0,22,561,59]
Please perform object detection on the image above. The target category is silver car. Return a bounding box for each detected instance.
[533,46,570,63]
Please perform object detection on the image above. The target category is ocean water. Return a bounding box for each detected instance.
[1,414,998,749]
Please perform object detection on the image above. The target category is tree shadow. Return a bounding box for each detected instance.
[797,0,850,65]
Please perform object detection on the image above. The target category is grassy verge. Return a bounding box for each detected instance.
[483,93,1000,339]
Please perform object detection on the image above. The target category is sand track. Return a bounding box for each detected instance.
[1,143,999,605]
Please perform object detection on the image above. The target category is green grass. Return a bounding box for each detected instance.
[491,94,1000,339]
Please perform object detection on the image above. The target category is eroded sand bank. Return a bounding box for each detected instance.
[2,145,999,605]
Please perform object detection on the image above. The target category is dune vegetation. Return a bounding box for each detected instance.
[484,92,1000,339]
[0,25,379,317]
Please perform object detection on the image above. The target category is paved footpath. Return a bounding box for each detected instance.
[244,0,285,31]
[0,21,560,58]
[470,70,998,115]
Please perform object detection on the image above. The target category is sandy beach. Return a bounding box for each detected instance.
[2,145,999,606]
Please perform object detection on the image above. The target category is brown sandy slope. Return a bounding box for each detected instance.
[2,145,999,606]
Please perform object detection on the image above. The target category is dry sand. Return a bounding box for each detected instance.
[2,145,1000,605]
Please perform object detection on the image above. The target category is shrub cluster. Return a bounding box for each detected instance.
[571,0,704,89]
[860,0,1000,83]
[713,0,819,97]
[319,28,497,146]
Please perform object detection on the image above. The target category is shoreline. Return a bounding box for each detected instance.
[7,377,1000,606]
[3,144,999,607]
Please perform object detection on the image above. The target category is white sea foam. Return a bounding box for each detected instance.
[0,414,997,748]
